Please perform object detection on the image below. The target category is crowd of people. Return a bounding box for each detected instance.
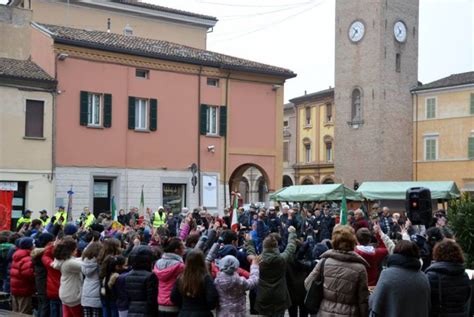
[0,201,472,317]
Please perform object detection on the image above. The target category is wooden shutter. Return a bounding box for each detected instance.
[219,106,227,137]
[200,104,208,135]
[128,97,135,130]
[80,91,88,126]
[25,100,44,137]
[149,98,158,131]
[103,94,112,128]
[468,137,474,160]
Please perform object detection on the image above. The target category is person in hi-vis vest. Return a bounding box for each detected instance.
[54,206,67,225]
[152,206,167,228]
[83,207,96,228]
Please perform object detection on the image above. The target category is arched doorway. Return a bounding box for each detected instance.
[301,177,314,185]
[239,177,250,203]
[282,175,293,187]
[229,164,270,205]
[322,177,335,184]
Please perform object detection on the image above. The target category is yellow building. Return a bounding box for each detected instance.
[412,71,474,197]
[291,88,335,185]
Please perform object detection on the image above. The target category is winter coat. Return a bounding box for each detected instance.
[255,232,297,315]
[305,250,369,317]
[42,244,61,299]
[286,256,313,307]
[354,233,388,286]
[3,245,16,293]
[369,254,431,317]
[0,242,13,281]
[124,269,158,317]
[215,263,259,317]
[170,274,219,317]
[10,248,35,297]
[31,247,47,297]
[115,271,130,312]
[425,261,471,317]
[81,258,101,308]
[153,253,185,307]
[51,257,83,307]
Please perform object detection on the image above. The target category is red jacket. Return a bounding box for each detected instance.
[354,233,388,286]
[10,249,35,297]
[42,244,61,299]
[210,261,250,279]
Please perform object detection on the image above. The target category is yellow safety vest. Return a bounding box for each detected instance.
[16,217,31,229]
[54,211,67,224]
[153,211,166,228]
[39,217,50,227]
[84,214,95,228]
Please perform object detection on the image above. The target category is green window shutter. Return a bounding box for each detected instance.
[80,91,89,126]
[470,94,474,115]
[149,98,158,131]
[103,94,112,128]
[128,97,135,130]
[200,104,208,135]
[468,137,474,160]
[219,106,227,137]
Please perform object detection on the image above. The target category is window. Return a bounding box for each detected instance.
[305,143,311,163]
[283,141,289,162]
[283,120,289,128]
[207,78,219,87]
[326,142,333,162]
[87,93,101,126]
[468,137,474,160]
[305,107,311,126]
[424,137,438,161]
[351,88,362,122]
[326,103,332,122]
[25,100,44,138]
[395,53,401,72]
[135,98,148,130]
[136,69,149,79]
[207,106,218,135]
[426,97,436,119]
[470,93,474,115]
[123,24,133,36]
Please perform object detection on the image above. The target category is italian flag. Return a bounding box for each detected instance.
[340,188,348,225]
[231,192,240,232]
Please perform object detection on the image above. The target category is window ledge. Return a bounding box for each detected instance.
[304,125,312,129]
[23,136,46,140]
[323,121,334,126]
[205,134,220,138]
[134,129,150,133]
[87,125,104,130]
[347,120,364,129]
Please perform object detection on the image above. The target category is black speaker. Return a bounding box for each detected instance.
[406,187,432,226]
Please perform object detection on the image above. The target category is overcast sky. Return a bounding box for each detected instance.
[2,0,472,101]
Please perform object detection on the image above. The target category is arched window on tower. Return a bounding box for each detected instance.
[351,88,362,122]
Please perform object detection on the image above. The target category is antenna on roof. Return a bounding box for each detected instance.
[107,18,111,33]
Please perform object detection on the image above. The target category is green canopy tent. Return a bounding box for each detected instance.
[271,184,363,202]
[356,181,461,200]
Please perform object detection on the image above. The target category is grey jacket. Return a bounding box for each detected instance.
[215,263,259,317]
[81,258,102,308]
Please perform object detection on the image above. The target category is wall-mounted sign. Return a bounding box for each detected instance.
[0,182,18,191]
[93,182,108,198]
[202,175,217,208]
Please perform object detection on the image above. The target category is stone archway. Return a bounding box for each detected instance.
[282,175,293,187]
[229,164,270,205]
[301,177,314,185]
[239,176,250,203]
[322,176,335,184]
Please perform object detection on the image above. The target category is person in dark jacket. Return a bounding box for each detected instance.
[10,237,36,314]
[369,240,431,317]
[425,240,471,317]
[286,241,312,317]
[255,226,297,316]
[123,245,158,317]
[3,233,20,294]
[32,233,55,317]
[170,249,219,317]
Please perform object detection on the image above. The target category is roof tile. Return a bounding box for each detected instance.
[0,57,55,82]
[413,71,474,91]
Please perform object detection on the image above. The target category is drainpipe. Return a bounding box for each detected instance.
[415,92,419,181]
[197,66,203,206]
[223,72,231,207]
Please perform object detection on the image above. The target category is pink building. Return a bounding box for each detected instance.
[31,23,295,217]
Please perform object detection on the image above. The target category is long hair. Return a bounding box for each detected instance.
[53,236,77,260]
[179,249,207,298]
[98,238,122,278]
[82,241,102,260]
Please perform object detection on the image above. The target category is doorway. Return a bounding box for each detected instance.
[93,179,111,216]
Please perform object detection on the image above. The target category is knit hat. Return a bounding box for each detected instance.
[217,244,238,258]
[63,223,78,236]
[219,255,240,275]
[19,237,34,250]
[36,232,54,248]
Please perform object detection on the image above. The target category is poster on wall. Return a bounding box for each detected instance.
[0,191,13,231]
[202,175,217,208]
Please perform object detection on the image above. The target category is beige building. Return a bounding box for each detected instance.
[291,88,335,185]
[8,0,217,49]
[412,71,474,197]
[0,57,57,224]
[283,102,296,187]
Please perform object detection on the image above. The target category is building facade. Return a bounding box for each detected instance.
[8,0,217,49]
[412,72,474,197]
[0,58,57,224]
[291,88,335,185]
[334,0,419,186]
[30,23,294,218]
[282,102,296,187]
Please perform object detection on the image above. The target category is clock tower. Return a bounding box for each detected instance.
[334,0,419,185]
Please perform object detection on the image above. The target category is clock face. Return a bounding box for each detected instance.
[394,21,407,42]
[349,21,365,43]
